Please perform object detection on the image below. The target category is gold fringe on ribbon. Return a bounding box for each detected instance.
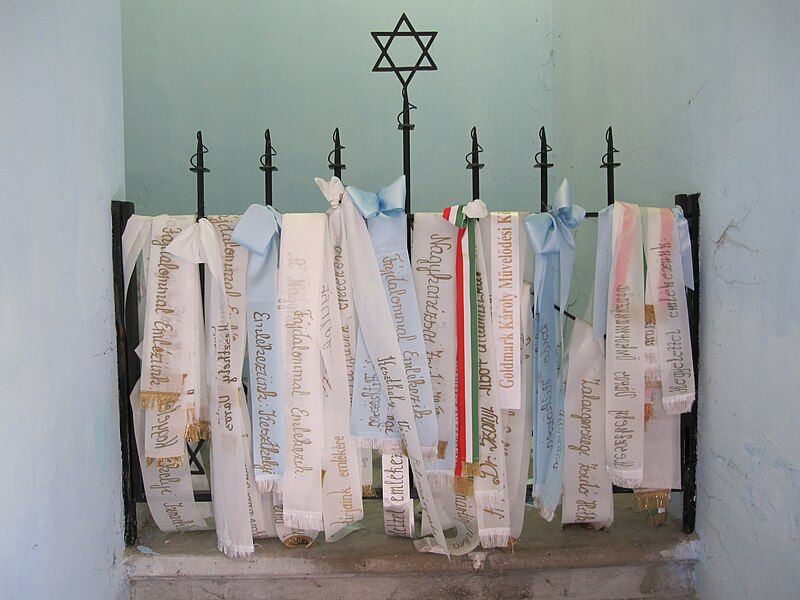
[634,489,671,525]
[185,420,211,442]
[454,476,474,496]
[461,461,480,478]
[437,441,448,460]
[145,456,185,469]
[362,484,377,499]
[645,304,656,325]
[644,402,654,424]
[139,390,181,411]
[282,534,315,549]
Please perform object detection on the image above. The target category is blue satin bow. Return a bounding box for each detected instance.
[346,176,406,219]
[524,179,584,520]
[524,179,585,320]
[232,204,282,312]
[233,204,281,256]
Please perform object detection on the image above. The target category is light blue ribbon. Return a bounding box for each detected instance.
[232,205,284,486]
[346,176,439,457]
[346,176,406,220]
[593,204,694,339]
[673,206,695,289]
[524,179,584,519]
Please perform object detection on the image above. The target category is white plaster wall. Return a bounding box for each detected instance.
[553,2,800,598]
[0,2,127,599]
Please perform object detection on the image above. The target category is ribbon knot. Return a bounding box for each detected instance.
[442,198,488,228]
[525,213,560,255]
[314,176,347,210]
[346,176,406,218]
[525,179,585,257]
[553,179,585,230]
[231,204,281,255]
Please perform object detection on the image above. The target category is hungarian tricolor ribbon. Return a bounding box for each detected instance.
[442,199,488,491]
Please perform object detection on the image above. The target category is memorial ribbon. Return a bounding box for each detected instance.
[562,316,614,528]
[524,179,585,519]
[411,213,458,486]
[442,199,488,492]
[167,219,255,557]
[347,177,440,460]
[317,177,379,500]
[490,212,522,410]
[333,182,450,555]
[473,223,512,547]
[277,213,327,532]
[232,205,284,493]
[505,282,534,540]
[122,217,212,533]
[138,214,198,468]
[644,207,696,414]
[593,202,646,489]
[320,223,364,541]
[208,215,269,540]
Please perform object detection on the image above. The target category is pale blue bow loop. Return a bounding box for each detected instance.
[525,212,559,255]
[525,212,559,318]
[346,175,406,219]
[672,206,695,290]
[232,204,282,256]
[553,179,585,227]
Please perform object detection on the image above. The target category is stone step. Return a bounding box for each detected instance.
[127,496,698,600]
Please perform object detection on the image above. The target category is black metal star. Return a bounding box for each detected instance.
[371,13,437,89]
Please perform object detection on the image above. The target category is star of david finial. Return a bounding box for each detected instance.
[371,13,437,89]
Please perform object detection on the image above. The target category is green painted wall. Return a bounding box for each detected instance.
[122,1,553,216]
[554,2,800,598]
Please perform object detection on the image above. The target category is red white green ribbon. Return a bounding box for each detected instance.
[442,200,488,484]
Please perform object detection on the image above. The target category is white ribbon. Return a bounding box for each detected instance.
[644,207,696,414]
[138,214,198,467]
[381,453,415,537]
[335,185,450,555]
[411,214,457,485]
[640,280,682,492]
[167,218,255,557]
[130,384,213,531]
[504,282,534,540]
[603,202,646,489]
[122,216,212,532]
[562,318,614,528]
[264,493,320,548]
[320,224,364,540]
[317,178,378,500]
[474,224,511,548]
[415,488,479,556]
[490,212,522,410]
[208,215,269,540]
[278,213,326,532]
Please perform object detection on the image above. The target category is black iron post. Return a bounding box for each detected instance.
[111,200,142,545]
[676,193,701,534]
[534,126,553,212]
[328,127,346,180]
[260,129,277,207]
[601,126,620,206]
[465,126,484,201]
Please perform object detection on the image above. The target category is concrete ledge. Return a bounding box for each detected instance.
[128,496,698,599]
